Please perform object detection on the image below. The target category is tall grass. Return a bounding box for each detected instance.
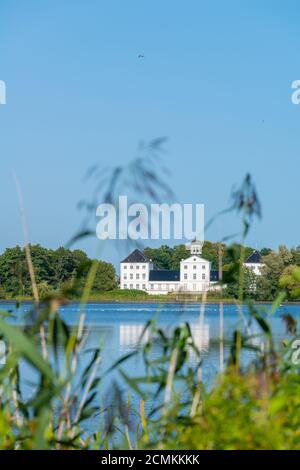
[0,151,299,449]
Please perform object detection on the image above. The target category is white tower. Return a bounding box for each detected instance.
[186,239,203,255]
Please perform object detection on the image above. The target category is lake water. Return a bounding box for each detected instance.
[1,301,300,430]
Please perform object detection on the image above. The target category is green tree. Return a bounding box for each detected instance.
[0,245,116,298]
[291,245,300,265]
[0,246,28,295]
[92,260,117,291]
[170,244,189,269]
[224,266,257,299]
[279,265,300,299]
[144,245,173,269]
[256,245,293,300]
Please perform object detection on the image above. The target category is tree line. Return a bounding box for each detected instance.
[0,245,117,298]
[1,242,300,300]
[144,241,272,271]
[144,242,300,300]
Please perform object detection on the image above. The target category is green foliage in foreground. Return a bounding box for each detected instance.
[0,290,300,449]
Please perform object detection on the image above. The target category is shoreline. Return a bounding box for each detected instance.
[1,298,300,306]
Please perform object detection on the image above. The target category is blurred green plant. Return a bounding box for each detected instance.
[1,150,300,450]
[1,294,300,449]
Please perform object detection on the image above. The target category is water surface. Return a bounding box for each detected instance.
[1,301,299,426]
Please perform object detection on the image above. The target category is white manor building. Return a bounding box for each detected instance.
[120,240,220,295]
[243,250,264,276]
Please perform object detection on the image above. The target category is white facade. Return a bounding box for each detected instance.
[120,244,218,295]
[243,250,264,276]
[120,260,153,291]
[243,262,264,276]
[180,255,210,292]
[148,280,180,295]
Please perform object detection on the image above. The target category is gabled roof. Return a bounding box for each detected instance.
[245,250,262,264]
[149,270,180,282]
[121,249,149,263]
[181,255,209,263]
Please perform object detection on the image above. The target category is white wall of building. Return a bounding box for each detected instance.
[120,261,153,291]
[147,281,180,295]
[120,244,216,294]
[243,262,264,276]
[180,255,210,292]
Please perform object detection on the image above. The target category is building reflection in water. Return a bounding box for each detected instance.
[119,323,209,356]
[119,324,150,348]
[190,324,210,359]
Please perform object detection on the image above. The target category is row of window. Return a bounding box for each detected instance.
[123,264,147,270]
[123,273,206,281]
[183,264,206,270]
[123,283,208,292]
[148,284,205,291]
[150,284,177,290]
[184,273,206,280]
[123,273,147,280]
[123,284,147,290]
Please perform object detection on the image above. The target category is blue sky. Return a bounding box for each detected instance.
[0,0,300,265]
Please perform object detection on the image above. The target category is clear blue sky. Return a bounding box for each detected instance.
[0,0,300,265]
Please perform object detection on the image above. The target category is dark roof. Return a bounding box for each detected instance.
[245,250,262,264]
[210,270,219,282]
[121,249,149,263]
[149,270,180,282]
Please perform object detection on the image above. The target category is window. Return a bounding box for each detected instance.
[124,274,127,280]
[193,273,196,280]
[142,265,146,269]
[124,284,127,288]
[142,273,146,279]
[202,265,205,270]
[130,274,133,280]
[202,273,205,280]
[193,284,197,291]
[124,265,127,269]
[136,274,140,279]
[136,265,139,269]
[150,284,154,289]
[193,265,197,269]
[184,265,188,269]
[136,284,140,289]
[130,284,133,289]
[184,274,187,280]
[130,265,133,269]
[142,284,146,290]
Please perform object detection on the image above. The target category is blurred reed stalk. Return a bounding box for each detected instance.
[218,242,224,373]
[13,172,48,360]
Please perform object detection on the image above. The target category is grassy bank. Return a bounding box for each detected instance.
[0,288,234,303]
[0,289,297,304]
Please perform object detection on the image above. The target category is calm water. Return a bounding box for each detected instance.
[1,301,300,428]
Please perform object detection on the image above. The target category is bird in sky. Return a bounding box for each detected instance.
[138,54,145,59]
